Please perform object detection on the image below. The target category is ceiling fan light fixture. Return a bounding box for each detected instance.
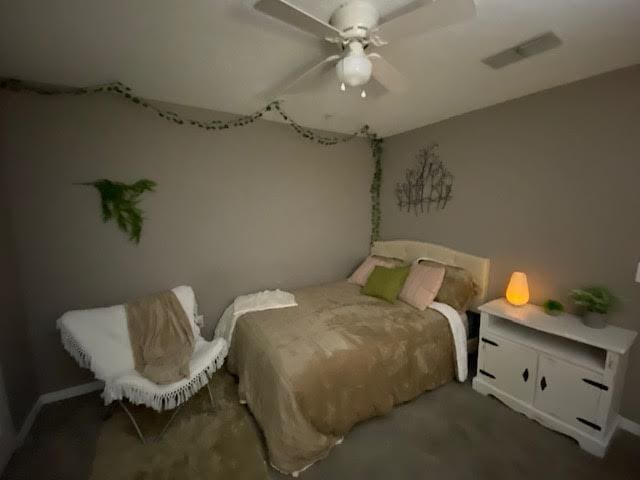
[360,89,366,98]
[340,82,346,91]
[336,53,372,87]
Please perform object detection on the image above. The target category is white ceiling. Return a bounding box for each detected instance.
[1,0,639,137]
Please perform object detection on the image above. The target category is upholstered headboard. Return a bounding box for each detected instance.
[371,240,491,310]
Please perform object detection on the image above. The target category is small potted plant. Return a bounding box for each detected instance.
[570,287,618,329]
[543,299,564,316]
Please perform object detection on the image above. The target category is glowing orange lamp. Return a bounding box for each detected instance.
[506,271,530,306]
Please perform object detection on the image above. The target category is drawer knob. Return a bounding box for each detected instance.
[522,368,529,382]
[540,376,547,391]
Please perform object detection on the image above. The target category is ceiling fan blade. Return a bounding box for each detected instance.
[254,0,342,40]
[367,53,408,93]
[378,0,476,41]
[261,54,341,99]
[378,0,430,25]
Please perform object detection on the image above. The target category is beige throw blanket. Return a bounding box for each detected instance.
[228,281,455,474]
[125,290,195,385]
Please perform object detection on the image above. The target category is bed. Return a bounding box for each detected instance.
[226,240,490,475]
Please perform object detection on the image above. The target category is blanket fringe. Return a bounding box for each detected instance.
[58,320,229,412]
[58,322,93,370]
[103,342,228,412]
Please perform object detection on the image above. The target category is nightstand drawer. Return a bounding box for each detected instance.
[478,334,538,404]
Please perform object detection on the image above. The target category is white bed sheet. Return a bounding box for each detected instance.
[460,311,469,338]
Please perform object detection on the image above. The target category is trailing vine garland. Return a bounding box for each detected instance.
[368,136,383,242]
[0,78,383,244]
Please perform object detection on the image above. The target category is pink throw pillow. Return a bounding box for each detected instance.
[399,263,446,310]
[349,256,399,286]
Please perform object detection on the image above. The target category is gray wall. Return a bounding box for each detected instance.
[0,92,372,393]
[380,64,640,422]
[0,166,38,429]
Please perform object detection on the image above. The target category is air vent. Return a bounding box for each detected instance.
[482,32,562,69]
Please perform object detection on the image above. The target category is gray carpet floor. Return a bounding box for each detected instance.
[2,379,639,480]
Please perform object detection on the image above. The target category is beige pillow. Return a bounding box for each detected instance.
[399,263,445,310]
[419,259,478,311]
[349,255,405,286]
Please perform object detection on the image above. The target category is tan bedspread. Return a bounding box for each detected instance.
[227,281,455,474]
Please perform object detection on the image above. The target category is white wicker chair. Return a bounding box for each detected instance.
[57,286,228,443]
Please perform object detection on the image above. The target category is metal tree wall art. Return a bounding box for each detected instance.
[395,143,453,214]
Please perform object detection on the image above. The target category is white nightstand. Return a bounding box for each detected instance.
[472,298,637,457]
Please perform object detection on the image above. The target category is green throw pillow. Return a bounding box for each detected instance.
[362,265,411,303]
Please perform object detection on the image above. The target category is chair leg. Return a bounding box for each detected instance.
[118,401,185,444]
[206,379,215,410]
[155,404,183,440]
[118,400,147,444]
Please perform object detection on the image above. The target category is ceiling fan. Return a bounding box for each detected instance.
[253,0,477,98]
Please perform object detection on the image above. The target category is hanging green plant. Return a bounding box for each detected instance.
[79,179,156,244]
